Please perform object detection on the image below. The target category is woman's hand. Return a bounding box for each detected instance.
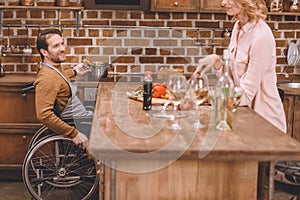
[192,54,223,78]
[74,63,92,76]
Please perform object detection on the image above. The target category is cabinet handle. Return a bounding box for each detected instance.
[174,1,179,6]
[22,93,27,98]
[22,135,27,140]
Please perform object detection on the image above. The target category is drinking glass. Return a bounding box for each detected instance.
[189,76,209,128]
[232,87,244,113]
[167,74,189,130]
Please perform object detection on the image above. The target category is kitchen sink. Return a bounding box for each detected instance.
[277,82,300,89]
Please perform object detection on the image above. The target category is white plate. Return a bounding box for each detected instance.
[287,42,299,66]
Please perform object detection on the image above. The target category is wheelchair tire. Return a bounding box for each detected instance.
[22,135,99,200]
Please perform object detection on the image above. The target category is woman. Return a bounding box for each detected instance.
[194,0,286,133]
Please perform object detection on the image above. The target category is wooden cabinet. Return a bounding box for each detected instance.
[280,87,300,142]
[0,74,41,180]
[151,0,199,12]
[151,0,223,12]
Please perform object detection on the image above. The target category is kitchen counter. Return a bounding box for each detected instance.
[89,81,300,200]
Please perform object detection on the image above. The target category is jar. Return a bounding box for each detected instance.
[57,0,70,6]
[21,0,34,6]
[270,0,283,11]
[290,0,299,12]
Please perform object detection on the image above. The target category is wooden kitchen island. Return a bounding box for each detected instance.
[89,81,300,200]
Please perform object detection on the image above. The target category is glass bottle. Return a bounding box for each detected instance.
[214,49,234,131]
[143,71,153,110]
[270,0,283,12]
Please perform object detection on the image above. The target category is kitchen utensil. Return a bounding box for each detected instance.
[287,42,299,66]
[87,61,111,80]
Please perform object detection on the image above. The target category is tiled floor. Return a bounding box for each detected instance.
[0,181,298,200]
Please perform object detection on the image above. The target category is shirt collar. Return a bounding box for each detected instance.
[237,20,259,33]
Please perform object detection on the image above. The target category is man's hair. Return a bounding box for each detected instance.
[36,28,63,60]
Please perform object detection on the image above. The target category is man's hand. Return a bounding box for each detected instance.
[72,131,89,150]
[74,63,92,76]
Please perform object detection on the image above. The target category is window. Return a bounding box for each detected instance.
[84,0,150,10]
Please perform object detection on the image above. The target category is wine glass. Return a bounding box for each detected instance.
[166,74,189,130]
[189,76,209,128]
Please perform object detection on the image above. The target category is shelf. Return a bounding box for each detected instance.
[268,11,300,16]
[0,5,83,10]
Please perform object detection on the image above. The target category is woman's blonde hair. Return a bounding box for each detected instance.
[231,0,268,22]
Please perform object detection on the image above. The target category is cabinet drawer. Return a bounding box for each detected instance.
[151,0,199,12]
[0,88,38,123]
[0,124,41,165]
[200,0,224,11]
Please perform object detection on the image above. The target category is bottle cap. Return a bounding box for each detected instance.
[145,71,152,77]
[223,49,230,60]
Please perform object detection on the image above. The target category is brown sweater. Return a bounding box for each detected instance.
[34,64,78,138]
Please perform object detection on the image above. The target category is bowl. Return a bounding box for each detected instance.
[277,82,300,89]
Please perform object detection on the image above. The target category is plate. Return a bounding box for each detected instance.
[287,42,299,66]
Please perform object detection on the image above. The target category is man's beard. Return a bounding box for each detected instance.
[51,54,66,63]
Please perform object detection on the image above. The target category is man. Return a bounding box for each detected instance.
[35,28,92,149]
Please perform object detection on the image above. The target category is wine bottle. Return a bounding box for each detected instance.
[214,49,234,131]
[143,71,153,110]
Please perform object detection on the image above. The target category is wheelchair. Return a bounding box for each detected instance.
[21,82,100,200]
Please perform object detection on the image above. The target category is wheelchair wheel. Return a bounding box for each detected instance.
[22,135,99,200]
[28,126,55,149]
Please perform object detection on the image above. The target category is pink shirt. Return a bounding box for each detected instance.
[228,19,286,133]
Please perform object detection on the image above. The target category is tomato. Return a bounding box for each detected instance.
[152,85,166,98]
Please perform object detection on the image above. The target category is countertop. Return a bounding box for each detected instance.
[89,82,300,162]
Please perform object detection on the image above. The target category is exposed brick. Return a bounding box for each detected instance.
[89,29,100,37]
[195,21,219,28]
[30,10,43,18]
[116,11,128,19]
[86,11,99,18]
[111,20,136,26]
[100,11,113,19]
[167,21,193,27]
[2,64,14,72]
[200,13,213,20]
[160,49,171,55]
[144,65,156,72]
[115,65,129,73]
[284,16,296,21]
[284,31,296,38]
[131,49,143,55]
[167,57,191,64]
[139,57,163,63]
[145,48,157,55]
[144,30,156,38]
[187,48,200,56]
[144,12,156,19]
[87,47,100,55]
[16,10,27,18]
[130,12,142,19]
[97,38,122,46]
[103,47,114,55]
[279,23,300,30]
[158,13,171,19]
[153,39,178,46]
[130,65,142,72]
[103,29,114,37]
[113,56,135,63]
[215,13,227,20]
[187,13,199,19]
[82,20,109,26]
[172,30,183,38]
[116,48,129,55]
[124,39,150,47]
[67,38,92,46]
[139,21,164,27]
[74,47,85,54]
[172,13,184,19]
[130,30,142,37]
[276,40,288,47]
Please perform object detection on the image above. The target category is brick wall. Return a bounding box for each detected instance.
[1,7,299,80]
